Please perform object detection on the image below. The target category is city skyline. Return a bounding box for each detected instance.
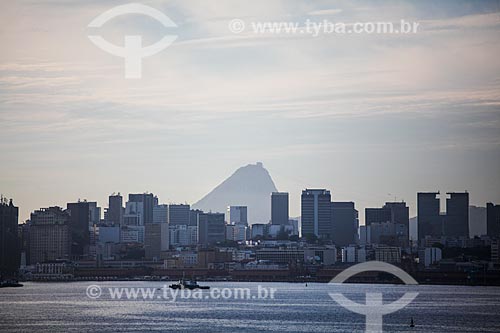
[1,0,499,224]
[2,2,500,332]
[2,163,497,225]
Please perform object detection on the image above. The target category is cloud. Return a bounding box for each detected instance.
[307,9,343,16]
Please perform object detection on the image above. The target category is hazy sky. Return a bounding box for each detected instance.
[1,0,499,223]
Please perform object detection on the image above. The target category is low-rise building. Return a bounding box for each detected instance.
[374,246,401,263]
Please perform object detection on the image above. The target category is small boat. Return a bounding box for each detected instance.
[169,278,209,290]
[0,280,23,288]
[409,317,415,328]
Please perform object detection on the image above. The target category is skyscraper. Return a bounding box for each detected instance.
[365,207,392,225]
[444,192,469,238]
[227,206,248,225]
[486,202,500,238]
[384,202,410,228]
[417,192,442,242]
[189,209,203,227]
[366,202,410,245]
[0,199,19,277]
[168,204,190,225]
[128,193,155,224]
[198,212,225,246]
[66,201,91,258]
[271,192,289,225]
[88,202,101,226]
[144,223,169,260]
[331,202,358,247]
[301,189,331,239]
[107,193,123,226]
[153,204,168,224]
[124,201,144,226]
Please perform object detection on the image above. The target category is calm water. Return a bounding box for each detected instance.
[1,282,500,332]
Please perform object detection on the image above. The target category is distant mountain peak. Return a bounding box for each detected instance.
[193,162,278,223]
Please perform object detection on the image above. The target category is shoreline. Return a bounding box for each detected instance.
[19,278,500,287]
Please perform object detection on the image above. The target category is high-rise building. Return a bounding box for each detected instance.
[189,209,203,227]
[107,193,123,226]
[123,201,144,226]
[29,207,70,264]
[145,223,169,260]
[417,192,442,242]
[66,201,91,258]
[271,192,289,225]
[444,192,469,238]
[369,222,408,247]
[0,199,20,277]
[365,207,392,225]
[331,202,358,247]
[227,206,248,225]
[417,191,470,242]
[128,193,155,224]
[168,204,190,225]
[153,204,168,224]
[486,202,500,238]
[384,202,410,228]
[366,202,409,246]
[198,212,225,246]
[469,205,487,238]
[88,202,101,226]
[301,189,332,239]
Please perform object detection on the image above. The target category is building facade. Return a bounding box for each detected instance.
[227,206,248,225]
[66,201,91,258]
[331,201,358,247]
[487,202,500,238]
[444,192,469,238]
[301,189,332,239]
[107,193,123,226]
[198,212,225,246]
[271,192,289,225]
[0,199,20,277]
[128,193,155,224]
[29,207,71,264]
[417,192,442,242]
[168,204,190,226]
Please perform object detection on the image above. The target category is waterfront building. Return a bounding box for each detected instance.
[0,199,20,276]
[271,192,289,225]
[29,207,70,264]
[301,189,332,239]
[331,201,358,247]
[487,203,500,238]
